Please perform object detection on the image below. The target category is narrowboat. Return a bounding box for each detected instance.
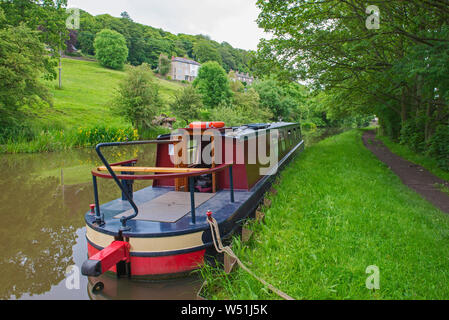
[82,122,304,280]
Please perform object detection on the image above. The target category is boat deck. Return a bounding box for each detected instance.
[85,186,253,238]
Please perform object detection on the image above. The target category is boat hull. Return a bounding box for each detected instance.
[84,131,304,279]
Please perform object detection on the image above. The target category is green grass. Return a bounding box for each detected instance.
[201,130,449,300]
[43,58,183,128]
[377,135,449,182]
[0,58,183,153]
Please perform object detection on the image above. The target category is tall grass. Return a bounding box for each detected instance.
[0,126,139,153]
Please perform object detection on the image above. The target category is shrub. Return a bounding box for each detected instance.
[301,122,317,131]
[111,63,162,131]
[170,85,202,124]
[428,124,449,171]
[94,29,128,70]
[158,54,171,76]
[0,24,53,129]
[399,118,426,153]
[193,61,232,108]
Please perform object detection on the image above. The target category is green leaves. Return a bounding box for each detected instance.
[256,0,449,168]
[94,29,129,70]
[111,63,162,130]
[0,24,51,127]
[193,61,232,108]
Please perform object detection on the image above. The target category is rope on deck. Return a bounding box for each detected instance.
[207,214,295,300]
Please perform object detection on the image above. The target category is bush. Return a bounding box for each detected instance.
[94,29,128,70]
[301,122,317,131]
[158,54,171,76]
[0,24,53,129]
[111,63,162,131]
[170,85,202,124]
[193,61,232,108]
[428,124,449,171]
[399,118,426,153]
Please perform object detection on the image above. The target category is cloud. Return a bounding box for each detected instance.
[68,0,268,50]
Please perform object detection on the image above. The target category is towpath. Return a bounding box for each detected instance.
[362,130,449,214]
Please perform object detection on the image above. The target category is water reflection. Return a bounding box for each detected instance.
[0,145,161,299]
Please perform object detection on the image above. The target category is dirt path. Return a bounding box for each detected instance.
[362,130,449,214]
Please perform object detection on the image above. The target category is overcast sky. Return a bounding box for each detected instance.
[67,0,268,51]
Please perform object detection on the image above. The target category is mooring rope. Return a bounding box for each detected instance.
[207,214,295,300]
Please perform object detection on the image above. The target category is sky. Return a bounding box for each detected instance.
[67,0,268,51]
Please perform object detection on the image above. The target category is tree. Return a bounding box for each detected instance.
[256,0,449,168]
[170,86,203,124]
[77,31,95,55]
[120,11,132,21]
[111,63,162,131]
[0,24,52,128]
[193,61,232,108]
[193,41,222,64]
[158,54,171,76]
[94,29,128,70]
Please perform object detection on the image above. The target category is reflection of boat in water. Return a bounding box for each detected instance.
[82,122,304,280]
[88,274,203,300]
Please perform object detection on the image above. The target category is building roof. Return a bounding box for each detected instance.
[172,57,201,66]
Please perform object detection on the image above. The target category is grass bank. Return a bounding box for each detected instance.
[0,58,182,153]
[201,130,449,299]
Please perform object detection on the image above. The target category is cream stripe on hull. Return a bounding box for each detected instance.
[86,225,205,254]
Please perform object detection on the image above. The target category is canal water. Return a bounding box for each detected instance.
[0,128,341,300]
[0,144,203,300]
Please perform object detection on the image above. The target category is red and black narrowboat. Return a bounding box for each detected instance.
[82,122,304,280]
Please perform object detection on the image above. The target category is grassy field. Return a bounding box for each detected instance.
[0,58,183,153]
[201,130,449,300]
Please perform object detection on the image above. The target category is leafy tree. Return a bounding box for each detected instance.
[0,0,69,53]
[120,11,132,21]
[0,24,52,128]
[193,61,232,108]
[170,86,203,123]
[145,37,173,69]
[94,29,129,70]
[253,79,287,120]
[78,31,95,55]
[218,43,237,72]
[158,54,171,76]
[193,41,222,64]
[111,63,162,130]
[233,88,273,123]
[65,29,78,53]
[256,0,449,168]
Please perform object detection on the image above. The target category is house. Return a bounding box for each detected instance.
[230,70,255,85]
[169,57,201,82]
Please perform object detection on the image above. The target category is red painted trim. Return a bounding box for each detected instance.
[88,241,130,274]
[87,243,205,276]
[130,250,205,276]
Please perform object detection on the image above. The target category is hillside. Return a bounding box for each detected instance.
[41,58,183,129]
[0,58,184,153]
